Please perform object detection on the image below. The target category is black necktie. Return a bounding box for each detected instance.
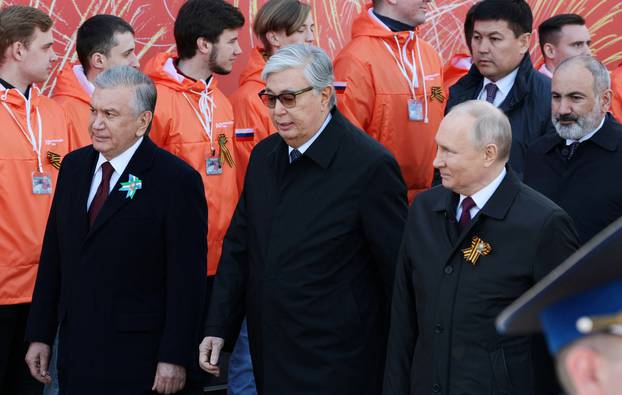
[458,196,476,232]
[484,83,498,104]
[289,149,302,164]
[567,141,580,160]
[89,162,114,226]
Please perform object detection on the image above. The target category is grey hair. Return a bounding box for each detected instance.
[94,65,157,116]
[262,44,336,108]
[556,55,611,96]
[449,100,512,162]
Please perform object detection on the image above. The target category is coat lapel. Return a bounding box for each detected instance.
[86,138,156,239]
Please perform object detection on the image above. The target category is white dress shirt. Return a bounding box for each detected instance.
[477,68,519,107]
[565,115,606,145]
[288,113,332,159]
[87,137,144,210]
[456,167,507,222]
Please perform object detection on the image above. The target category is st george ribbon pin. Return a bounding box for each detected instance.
[462,235,492,266]
[119,174,142,199]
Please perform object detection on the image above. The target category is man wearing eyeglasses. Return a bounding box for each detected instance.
[199,44,408,395]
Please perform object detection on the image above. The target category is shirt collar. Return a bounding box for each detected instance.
[483,67,519,99]
[565,115,606,145]
[288,113,332,156]
[459,167,507,212]
[538,63,554,78]
[94,137,144,176]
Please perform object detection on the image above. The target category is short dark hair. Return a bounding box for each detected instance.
[468,0,533,38]
[174,0,245,60]
[0,6,53,66]
[538,14,586,53]
[254,0,311,56]
[76,14,134,74]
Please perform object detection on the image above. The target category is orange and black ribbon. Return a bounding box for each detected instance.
[461,236,492,266]
[218,134,235,168]
[47,151,61,170]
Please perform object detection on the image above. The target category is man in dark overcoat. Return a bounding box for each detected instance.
[384,100,579,395]
[524,55,622,245]
[24,66,207,395]
[199,44,408,395]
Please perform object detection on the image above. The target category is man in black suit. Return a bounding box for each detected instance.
[384,100,579,395]
[24,66,207,395]
[198,44,408,395]
[524,55,622,245]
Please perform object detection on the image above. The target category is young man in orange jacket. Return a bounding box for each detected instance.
[144,8,244,379]
[0,6,71,394]
[334,0,443,203]
[230,0,315,189]
[52,14,138,149]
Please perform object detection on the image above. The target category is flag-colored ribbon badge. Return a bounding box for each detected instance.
[119,174,142,199]
[462,236,492,266]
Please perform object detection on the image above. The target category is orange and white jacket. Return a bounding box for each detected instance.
[611,64,622,122]
[144,53,239,276]
[52,63,93,150]
[334,4,444,203]
[0,85,70,305]
[230,47,275,188]
[443,53,472,93]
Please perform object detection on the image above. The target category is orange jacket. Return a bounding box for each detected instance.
[52,63,93,150]
[611,64,622,122]
[144,53,239,276]
[0,85,70,305]
[333,5,444,203]
[229,47,275,188]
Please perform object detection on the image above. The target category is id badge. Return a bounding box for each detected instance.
[408,98,424,121]
[32,171,53,195]
[206,157,223,176]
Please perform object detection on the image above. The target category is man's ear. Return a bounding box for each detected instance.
[90,52,107,72]
[600,89,613,114]
[135,111,153,137]
[564,345,605,395]
[483,143,499,167]
[543,42,557,62]
[9,41,26,62]
[266,31,280,48]
[518,32,532,55]
[320,85,333,110]
[196,37,212,56]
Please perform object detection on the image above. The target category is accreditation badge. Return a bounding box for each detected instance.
[408,98,424,121]
[32,171,52,195]
[206,156,223,176]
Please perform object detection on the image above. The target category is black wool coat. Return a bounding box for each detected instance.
[383,169,579,395]
[206,109,408,395]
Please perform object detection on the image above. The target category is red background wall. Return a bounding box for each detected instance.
[6,0,622,94]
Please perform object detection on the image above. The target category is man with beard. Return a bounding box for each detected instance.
[524,55,622,245]
[143,1,244,390]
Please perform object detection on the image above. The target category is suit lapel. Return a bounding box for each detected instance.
[86,138,156,239]
[68,147,99,243]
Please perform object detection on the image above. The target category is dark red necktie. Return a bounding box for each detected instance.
[458,196,476,231]
[88,162,114,226]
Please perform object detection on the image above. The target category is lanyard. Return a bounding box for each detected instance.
[183,78,216,154]
[2,97,44,172]
[384,31,429,123]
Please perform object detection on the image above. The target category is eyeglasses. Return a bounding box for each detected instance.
[258,86,314,109]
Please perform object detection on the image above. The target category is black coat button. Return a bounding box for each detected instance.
[432,383,441,393]
[434,323,443,334]
[444,265,453,275]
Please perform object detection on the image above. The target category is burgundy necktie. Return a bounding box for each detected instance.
[88,162,114,226]
[458,196,476,231]
[484,83,498,104]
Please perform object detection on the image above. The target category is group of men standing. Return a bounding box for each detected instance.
[2,0,622,395]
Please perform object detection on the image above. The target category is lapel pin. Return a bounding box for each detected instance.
[462,235,492,266]
[119,174,142,199]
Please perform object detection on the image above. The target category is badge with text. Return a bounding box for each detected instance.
[47,151,62,170]
[206,156,223,175]
[430,86,446,103]
[32,172,52,195]
[408,98,424,121]
[119,174,142,199]
[462,236,492,266]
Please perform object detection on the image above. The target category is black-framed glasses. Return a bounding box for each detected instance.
[258,86,314,109]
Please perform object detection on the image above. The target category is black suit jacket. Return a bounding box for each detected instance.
[384,169,579,395]
[206,109,408,395]
[26,138,207,395]
[524,114,622,244]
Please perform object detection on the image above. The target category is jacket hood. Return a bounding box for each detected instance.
[0,83,44,109]
[52,63,92,104]
[239,47,266,86]
[143,52,219,94]
[351,4,417,40]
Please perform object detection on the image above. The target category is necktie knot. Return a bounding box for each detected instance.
[101,161,114,182]
[289,149,302,164]
[458,196,476,231]
[567,141,580,160]
[484,83,498,104]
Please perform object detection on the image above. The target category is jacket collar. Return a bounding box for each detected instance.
[433,166,520,220]
[535,114,622,154]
